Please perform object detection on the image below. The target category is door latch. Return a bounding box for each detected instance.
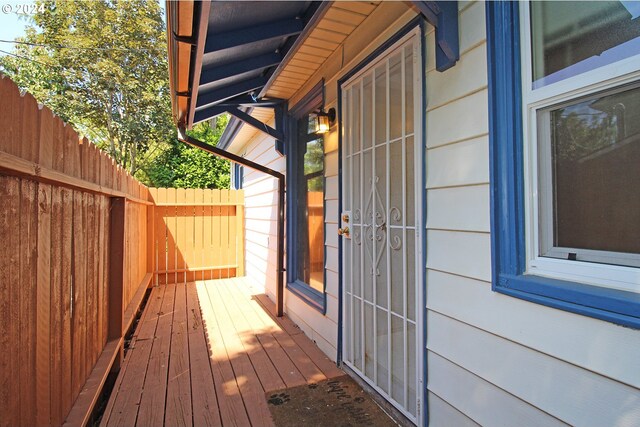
[338,226,350,238]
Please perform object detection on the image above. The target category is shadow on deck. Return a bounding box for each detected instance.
[100,277,344,427]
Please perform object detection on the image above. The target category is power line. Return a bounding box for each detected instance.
[0,49,56,67]
[0,39,153,52]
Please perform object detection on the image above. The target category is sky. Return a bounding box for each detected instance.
[0,2,31,44]
[0,0,166,55]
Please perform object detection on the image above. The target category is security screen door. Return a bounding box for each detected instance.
[340,31,423,424]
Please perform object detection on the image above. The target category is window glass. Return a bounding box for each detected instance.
[539,84,640,265]
[530,1,640,89]
[295,115,324,291]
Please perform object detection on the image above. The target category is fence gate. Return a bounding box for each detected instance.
[149,188,244,285]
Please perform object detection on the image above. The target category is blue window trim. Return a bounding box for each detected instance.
[487,2,640,330]
[285,80,327,314]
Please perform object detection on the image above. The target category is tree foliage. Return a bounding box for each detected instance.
[145,117,231,189]
[0,0,230,190]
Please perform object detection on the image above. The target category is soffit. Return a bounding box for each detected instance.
[228,1,382,152]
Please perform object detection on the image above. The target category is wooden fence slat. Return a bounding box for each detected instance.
[147,203,155,277]
[50,187,64,426]
[86,194,98,370]
[36,183,52,427]
[185,189,196,282]
[53,118,65,173]
[7,180,22,424]
[157,188,168,285]
[176,188,187,285]
[38,106,54,170]
[220,189,230,278]
[166,188,177,284]
[101,196,110,346]
[63,125,77,178]
[61,188,74,420]
[21,181,38,425]
[21,93,40,163]
[211,190,221,280]
[193,189,205,281]
[71,191,85,399]
[236,190,245,277]
[1,77,21,157]
[228,190,237,279]
[0,177,20,427]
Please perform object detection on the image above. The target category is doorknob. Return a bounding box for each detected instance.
[338,226,350,238]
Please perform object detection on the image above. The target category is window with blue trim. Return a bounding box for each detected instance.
[286,81,326,312]
[487,1,640,329]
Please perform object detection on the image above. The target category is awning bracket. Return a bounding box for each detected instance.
[226,107,284,142]
[412,1,459,71]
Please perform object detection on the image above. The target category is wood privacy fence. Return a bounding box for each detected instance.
[149,188,244,285]
[0,76,244,427]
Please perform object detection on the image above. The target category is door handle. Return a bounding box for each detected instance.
[338,226,350,237]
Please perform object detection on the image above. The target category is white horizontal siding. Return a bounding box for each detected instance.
[424,2,640,426]
[427,352,567,427]
[426,185,490,232]
[426,43,487,110]
[426,89,488,149]
[427,392,480,427]
[426,270,640,390]
[426,135,489,188]
[428,311,640,426]
[426,229,492,282]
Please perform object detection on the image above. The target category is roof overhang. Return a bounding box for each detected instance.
[167,1,329,130]
[167,1,459,152]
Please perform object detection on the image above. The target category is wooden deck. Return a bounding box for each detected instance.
[100,277,344,427]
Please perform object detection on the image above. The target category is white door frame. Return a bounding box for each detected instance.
[339,27,424,426]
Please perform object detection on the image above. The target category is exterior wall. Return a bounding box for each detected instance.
[235,1,640,426]
[237,131,282,303]
[236,1,419,361]
[424,2,640,426]
[237,119,341,359]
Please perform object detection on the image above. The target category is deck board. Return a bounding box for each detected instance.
[185,282,222,427]
[220,280,307,389]
[103,278,344,426]
[102,284,166,427]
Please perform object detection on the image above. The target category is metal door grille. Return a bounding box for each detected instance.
[341,31,423,423]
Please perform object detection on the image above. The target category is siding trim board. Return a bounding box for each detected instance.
[336,15,428,426]
[486,2,640,329]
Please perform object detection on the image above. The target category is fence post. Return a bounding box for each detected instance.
[108,197,126,368]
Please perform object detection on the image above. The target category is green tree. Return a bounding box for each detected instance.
[144,117,231,189]
[0,0,173,177]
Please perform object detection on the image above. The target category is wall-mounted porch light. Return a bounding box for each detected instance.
[311,107,336,134]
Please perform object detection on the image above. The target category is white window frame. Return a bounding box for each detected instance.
[520,1,640,294]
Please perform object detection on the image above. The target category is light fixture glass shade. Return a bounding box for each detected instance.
[316,114,330,134]
[308,113,318,134]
